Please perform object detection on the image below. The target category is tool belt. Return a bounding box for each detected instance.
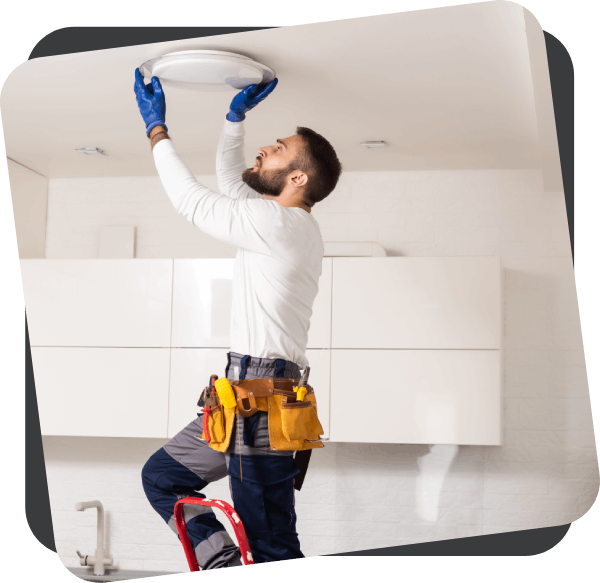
[201,377,325,454]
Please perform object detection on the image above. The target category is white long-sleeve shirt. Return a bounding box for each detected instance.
[152,120,324,368]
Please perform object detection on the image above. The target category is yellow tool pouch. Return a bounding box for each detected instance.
[205,377,324,453]
[280,396,322,442]
[206,405,226,444]
[268,391,324,450]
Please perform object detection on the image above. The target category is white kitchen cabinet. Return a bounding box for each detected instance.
[171,260,235,348]
[25,256,502,444]
[21,260,173,347]
[168,348,331,439]
[332,257,502,349]
[32,347,170,438]
[171,258,333,348]
[329,349,502,445]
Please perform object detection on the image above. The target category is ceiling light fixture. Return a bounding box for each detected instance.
[76,148,106,156]
[139,50,276,92]
[360,141,388,149]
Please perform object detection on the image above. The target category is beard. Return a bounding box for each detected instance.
[241,160,296,197]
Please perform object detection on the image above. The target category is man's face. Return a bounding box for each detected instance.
[241,134,305,196]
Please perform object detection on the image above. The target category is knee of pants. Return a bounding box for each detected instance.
[141,449,163,486]
[141,449,168,504]
[142,448,210,498]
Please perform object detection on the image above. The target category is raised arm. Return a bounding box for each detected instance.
[215,120,260,200]
[152,136,277,255]
[216,79,279,200]
[134,69,280,255]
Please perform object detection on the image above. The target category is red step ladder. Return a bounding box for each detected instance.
[174,497,255,570]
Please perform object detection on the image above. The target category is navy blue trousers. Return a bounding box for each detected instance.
[141,352,304,568]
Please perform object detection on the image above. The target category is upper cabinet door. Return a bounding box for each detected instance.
[307,258,332,349]
[21,260,173,347]
[171,259,235,348]
[332,257,502,349]
[172,258,333,349]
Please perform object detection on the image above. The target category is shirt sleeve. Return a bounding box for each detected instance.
[215,119,261,200]
[153,138,279,255]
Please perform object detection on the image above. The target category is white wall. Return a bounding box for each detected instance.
[7,158,48,258]
[46,174,229,259]
[41,168,597,572]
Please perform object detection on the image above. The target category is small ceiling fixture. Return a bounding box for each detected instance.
[139,50,276,92]
[360,141,388,149]
[76,148,106,156]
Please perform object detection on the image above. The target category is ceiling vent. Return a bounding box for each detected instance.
[139,50,276,92]
[360,141,388,149]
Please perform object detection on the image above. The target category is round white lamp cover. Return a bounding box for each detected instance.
[139,50,276,92]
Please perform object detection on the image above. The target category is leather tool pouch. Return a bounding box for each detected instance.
[237,378,324,451]
[280,397,323,442]
[206,377,325,453]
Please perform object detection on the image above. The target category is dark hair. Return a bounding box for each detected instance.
[294,127,342,207]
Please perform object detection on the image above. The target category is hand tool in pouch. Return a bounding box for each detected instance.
[201,374,219,443]
[293,366,310,401]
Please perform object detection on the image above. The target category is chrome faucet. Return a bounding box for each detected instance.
[74,500,113,576]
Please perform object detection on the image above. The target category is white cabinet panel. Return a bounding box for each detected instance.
[32,347,170,438]
[329,350,501,445]
[307,258,332,348]
[172,259,333,349]
[21,260,173,347]
[332,257,502,349]
[171,260,235,348]
[168,348,331,440]
[167,348,230,437]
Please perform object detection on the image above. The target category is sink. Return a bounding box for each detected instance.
[67,567,181,581]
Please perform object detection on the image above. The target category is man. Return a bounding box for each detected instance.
[134,68,342,568]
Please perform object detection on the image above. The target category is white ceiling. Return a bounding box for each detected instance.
[1,1,542,178]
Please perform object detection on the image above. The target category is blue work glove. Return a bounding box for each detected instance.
[134,68,168,136]
[226,78,278,122]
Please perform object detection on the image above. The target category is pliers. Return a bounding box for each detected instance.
[294,366,310,401]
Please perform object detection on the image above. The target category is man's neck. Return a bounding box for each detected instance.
[262,194,311,213]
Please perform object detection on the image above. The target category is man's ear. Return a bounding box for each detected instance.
[290,171,308,188]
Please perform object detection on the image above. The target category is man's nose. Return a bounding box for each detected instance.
[259,143,280,155]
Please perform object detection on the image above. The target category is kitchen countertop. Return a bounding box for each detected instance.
[67,567,181,581]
